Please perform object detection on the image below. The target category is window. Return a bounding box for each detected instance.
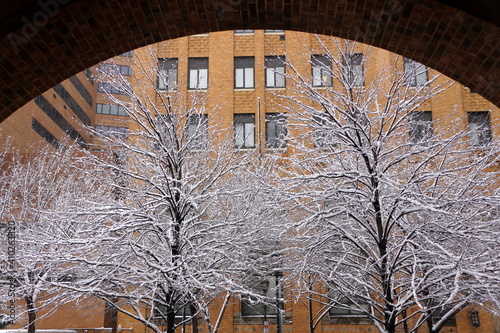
[96,103,127,116]
[264,30,285,34]
[234,57,255,89]
[313,114,336,148]
[234,114,255,148]
[155,114,176,148]
[83,68,94,85]
[265,56,286,88]
[188,58,208,89]
[468,112,492,146]
[404,57,428,86]
[409,111,433,144]
[329,296,370,317]
[99,63,132,76]
[187,114,208,149]
[266,113,287,148]
[95,125,128,138]
[235,30,254,34]
[241,276,281,317]
[97,82,129,95]
[343,53,364,86]
[312,55,332,87]
[158,58,178,91]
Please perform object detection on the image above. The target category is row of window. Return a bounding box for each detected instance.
[95,111,491,148]
[99,63,133,76]
[157,55,426,91]
[96,103,128,116]
[235,30,285,34]
[235,113,287,149]
[97,82,131,95]
[409,111,491,146]
[95,125,129,138]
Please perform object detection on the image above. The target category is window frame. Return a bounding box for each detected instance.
[312,114,336,148]
[234,113,255,149]
[188,57,209,90]
[265,113,288,149]
[403,57,428,86]
[234,57,255,89]
[265,56,286,88]
[467,111,492,146]
[99,63,132,76]
[409,111,433,144]
[97,82,129,95]
[264,30,285,34]
[158,58,178,91]
[96,103,128,116]
[235,30,254,34]
[186,114,208,150]
[342,53,364,87]
[311,55,333,87]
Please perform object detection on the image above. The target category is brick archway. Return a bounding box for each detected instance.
[0,0,498,122]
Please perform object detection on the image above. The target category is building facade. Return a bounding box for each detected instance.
[1,30,499,333]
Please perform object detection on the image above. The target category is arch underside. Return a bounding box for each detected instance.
[0,0,498,123]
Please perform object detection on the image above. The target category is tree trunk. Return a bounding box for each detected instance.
[308,290,315,333]
[25,295,36,333]
[104,298,119,333]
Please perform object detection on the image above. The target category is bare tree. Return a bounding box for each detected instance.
[274,36,500,333]
[0,144,102,333]
[57,47,282,333]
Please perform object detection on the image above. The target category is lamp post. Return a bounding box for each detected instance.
[261,279,270,333]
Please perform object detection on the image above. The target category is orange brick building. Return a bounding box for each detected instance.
[1,30,499,333]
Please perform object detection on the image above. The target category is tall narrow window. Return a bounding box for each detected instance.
[158,58,178,91]
[312,55,332,87]
[235,57,255,89]
[313,114,336,148]
[266,113,287,148]
[188,58,208,89]
[265,56,286,88]
[343,53,364,87]
[234,114,255,148]
[404,58,428,86]
[409,111,433,144]
[187,114,208,149]
[468,112,492,146]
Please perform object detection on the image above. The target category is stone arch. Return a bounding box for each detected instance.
[0,0,498,122]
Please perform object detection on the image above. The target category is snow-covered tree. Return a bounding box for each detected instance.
[0,144,103,333]
[58,47,283,333]
[274,37,500,333]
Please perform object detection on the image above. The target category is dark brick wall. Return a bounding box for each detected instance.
[0,0,498,123]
